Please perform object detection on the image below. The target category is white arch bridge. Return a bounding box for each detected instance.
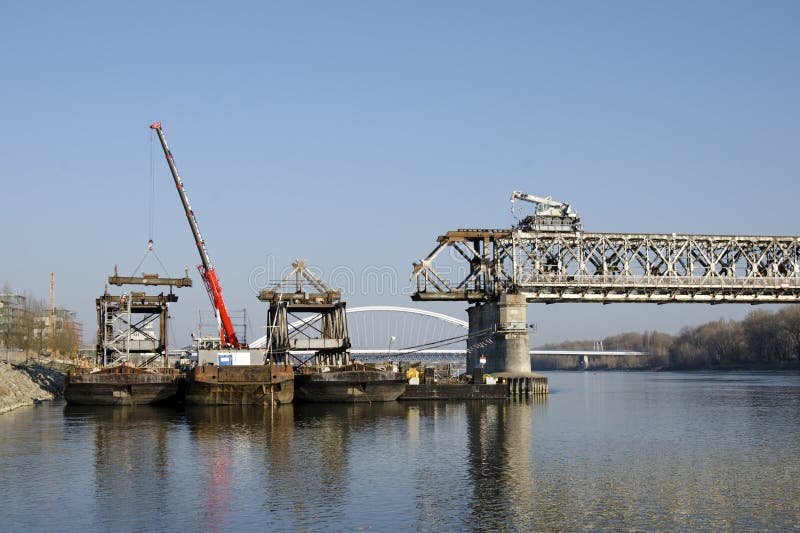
[250,306,646,362]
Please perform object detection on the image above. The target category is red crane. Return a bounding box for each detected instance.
[150,122,241,348]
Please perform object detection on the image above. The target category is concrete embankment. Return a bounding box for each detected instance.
[0,362,64,414]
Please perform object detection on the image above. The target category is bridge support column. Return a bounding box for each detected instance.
[466,301,492,374]
[467,293,531,375]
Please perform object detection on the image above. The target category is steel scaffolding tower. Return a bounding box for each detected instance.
[258,260,351,366]
[96,269,191,367]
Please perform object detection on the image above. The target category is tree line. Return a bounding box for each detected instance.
[536,307,800,370]
[668,307,800,368]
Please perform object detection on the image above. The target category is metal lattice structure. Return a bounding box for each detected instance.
[96,290,177,367]
[258,260,351,366]
[413,230,800,303]
[96,269,191,367]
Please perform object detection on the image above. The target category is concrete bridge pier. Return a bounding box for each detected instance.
[467,294,545,394]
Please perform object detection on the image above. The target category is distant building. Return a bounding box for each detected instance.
[34,308,83,355]
[1,292,82,355]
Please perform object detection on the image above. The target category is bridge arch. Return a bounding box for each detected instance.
[249,305,467,349]
[345,306,467,328]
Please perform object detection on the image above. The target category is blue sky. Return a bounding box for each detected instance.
[1,1,798,347]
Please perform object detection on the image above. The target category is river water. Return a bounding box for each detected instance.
[1,371,798,532]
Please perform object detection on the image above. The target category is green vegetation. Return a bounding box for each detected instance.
[536,308,800,370]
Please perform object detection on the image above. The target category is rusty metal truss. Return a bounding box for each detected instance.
[96,267,188,367]
[258,260,351,366]
[96,291,177,367]
[412,229,800,303]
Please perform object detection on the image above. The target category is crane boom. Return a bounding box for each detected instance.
[149,122,241,348]
[509,190,582,232]
[510,191,570,212]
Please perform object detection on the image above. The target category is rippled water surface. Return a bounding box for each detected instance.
[1,371,799,532]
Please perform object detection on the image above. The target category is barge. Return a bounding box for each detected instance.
[185,364,294,405]
[294,366,406,403]
[398,367,549,400]
[64,364,181,406]
[399,382,509,401]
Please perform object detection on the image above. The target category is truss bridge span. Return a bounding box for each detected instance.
[413,230,800,304]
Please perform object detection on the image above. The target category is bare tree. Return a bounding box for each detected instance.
[52,321,78,355]
[776,307,800,361]
[10,293,44,361]
[0,288,11,352]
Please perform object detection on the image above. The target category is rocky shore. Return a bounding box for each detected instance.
[0,361,64,414]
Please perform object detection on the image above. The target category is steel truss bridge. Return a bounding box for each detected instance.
[412,229,800,303]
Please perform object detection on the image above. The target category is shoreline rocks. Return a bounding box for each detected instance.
[0,362,64,414]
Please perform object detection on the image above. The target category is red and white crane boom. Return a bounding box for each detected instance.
[149,121,241,348]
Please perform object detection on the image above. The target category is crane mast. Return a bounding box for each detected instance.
[149,122,241,348]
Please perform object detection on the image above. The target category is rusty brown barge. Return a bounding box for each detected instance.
[64,363,296,406]
[294,366,407,403]
[186,364,294,405]
[64,364,182,406]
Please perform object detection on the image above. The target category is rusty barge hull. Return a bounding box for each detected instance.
[294,370,407,403]
[64,367,180,406]
[399,383,509,401]
[186,365,294,405]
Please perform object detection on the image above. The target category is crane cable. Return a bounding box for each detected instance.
[131,130,171,278]
[149,128,156,242]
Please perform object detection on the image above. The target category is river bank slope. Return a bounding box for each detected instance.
[0,362,64,414]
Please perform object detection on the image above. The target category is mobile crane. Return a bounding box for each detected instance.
[150,122,241,348]
[510,190,583,232]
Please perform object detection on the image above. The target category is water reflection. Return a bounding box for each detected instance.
[57,399,550,531]
[181,402,411,531]
[395,397,546,532]
[2,373,796,532]
[62,405,182,531]
[463,398,537,531]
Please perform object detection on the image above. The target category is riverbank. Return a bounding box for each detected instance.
[668,360,800,371]
[0,361,64,414]
[533,357,800,372]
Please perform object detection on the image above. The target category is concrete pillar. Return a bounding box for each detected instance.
[494,294,530,374]
[467,294,531,375]
[466,301,494,374]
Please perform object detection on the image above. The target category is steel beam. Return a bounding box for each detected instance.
[108,265,192,288]
[108,275,192,288]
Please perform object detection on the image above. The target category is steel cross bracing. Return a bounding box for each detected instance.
[96,292,176,366]
[412,229,800,303]
[258,260,351,366]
